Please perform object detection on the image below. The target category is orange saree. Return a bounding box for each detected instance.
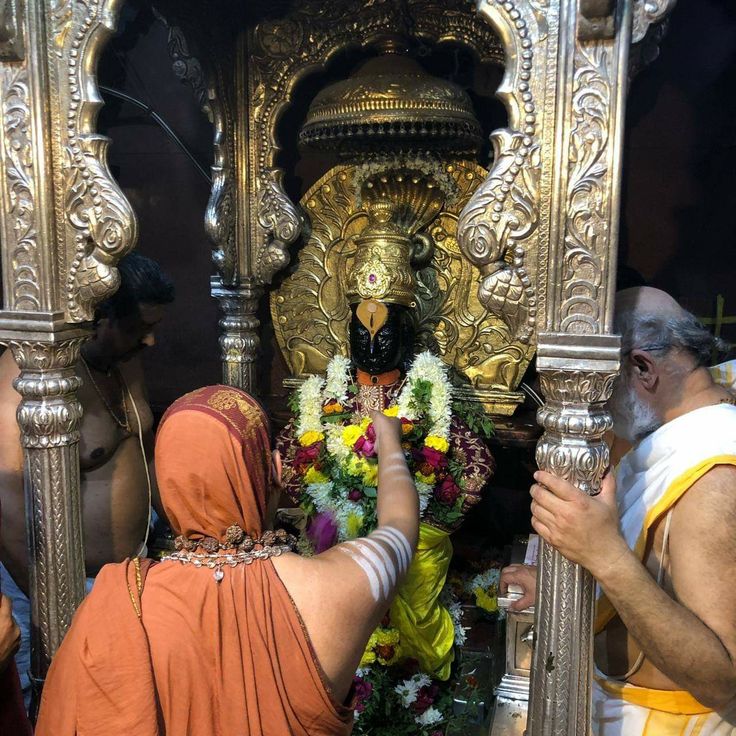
[36,386,353,736]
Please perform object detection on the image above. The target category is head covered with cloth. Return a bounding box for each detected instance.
[36,386,353,736]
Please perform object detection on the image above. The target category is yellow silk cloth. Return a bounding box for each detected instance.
[388,522,455,680]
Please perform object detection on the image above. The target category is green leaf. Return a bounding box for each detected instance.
[452,398,495,439]
[287,390,301,416]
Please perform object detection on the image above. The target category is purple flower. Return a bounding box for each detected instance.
[353,675,373,713]
[348,488,364,502]
[307,511,338,553]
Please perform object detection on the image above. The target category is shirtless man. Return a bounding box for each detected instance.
[501,287,736,734]
[0,252,173,702]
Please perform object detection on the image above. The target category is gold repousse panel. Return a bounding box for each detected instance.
[271,160,535,412]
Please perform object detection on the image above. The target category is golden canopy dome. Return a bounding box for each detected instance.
[299,50,482,153]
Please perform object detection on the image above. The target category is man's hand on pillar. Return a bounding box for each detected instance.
[529,470,630,579]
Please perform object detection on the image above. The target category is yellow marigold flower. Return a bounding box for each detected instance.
[401,422,414,436]
[474,586,499,614]
[362,461,378,487]
[425,435,449,453]
[347,455,364,477]
[415,471,436,485]
[304,466,329,485]
[383,405,399,417]
[299,431,324,447]
[360,650,377,667]
[323,401,344,415]
[342,424,364,448]
[359,416,372,432]
[346,512,363,539]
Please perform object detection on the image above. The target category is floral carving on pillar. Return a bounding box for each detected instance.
[49,0,138,322]
[457,0,544,347]
[0,66,41,310]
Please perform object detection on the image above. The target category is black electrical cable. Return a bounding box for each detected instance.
[100,85,212,184]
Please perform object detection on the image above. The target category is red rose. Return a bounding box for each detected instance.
[294,442,322,470]
[348,488,364,502]
[420,445,447,471]
[434,476,462,505]
[365,423,376,442]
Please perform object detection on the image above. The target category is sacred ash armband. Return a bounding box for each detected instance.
[338,526,413,603]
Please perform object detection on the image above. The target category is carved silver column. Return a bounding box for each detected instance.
[531,335,620,732]
[211,277,264,392]
[525,0,631,732]
[460,0,678,732]
[0,0,135,681]
[8,333,88,675]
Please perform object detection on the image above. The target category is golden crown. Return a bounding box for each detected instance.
[345,170,445,308]
[346,199,416,308]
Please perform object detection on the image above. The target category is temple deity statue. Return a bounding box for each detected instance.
[270,37,534,729]
[276,173,495,689]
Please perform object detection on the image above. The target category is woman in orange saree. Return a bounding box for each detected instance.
[36,386,355,735]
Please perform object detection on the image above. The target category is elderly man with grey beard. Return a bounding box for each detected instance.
[500,287,736,735]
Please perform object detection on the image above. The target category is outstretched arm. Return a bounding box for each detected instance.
[275,412,419,702]
[531,467,736,710]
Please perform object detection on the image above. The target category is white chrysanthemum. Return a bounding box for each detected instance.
[355,667,371,678]
[415,480,433,515]
[324,354,351,403]
[415,706,443,727]
[414,673,432,689]
[394,678,420,707]
[304,481,334,513]
[296,375,326,436]
[353,709,361,722]
[325,423,351,462]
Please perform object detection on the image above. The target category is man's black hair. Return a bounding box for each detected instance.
[96,252,175,321]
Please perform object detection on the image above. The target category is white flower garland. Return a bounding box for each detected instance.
[296,352,454,541]
[396,351,453,440]
[296,374,325,437]
[324,354,351,403]
[441,585,468,647]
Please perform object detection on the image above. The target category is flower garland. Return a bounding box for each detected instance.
[292,351,464,541]
[291,353,472,735]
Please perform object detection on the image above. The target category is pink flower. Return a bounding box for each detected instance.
[307,511,338,553]
[354,435,377,458]
[434,476,462,506]
[348,488,364,502]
